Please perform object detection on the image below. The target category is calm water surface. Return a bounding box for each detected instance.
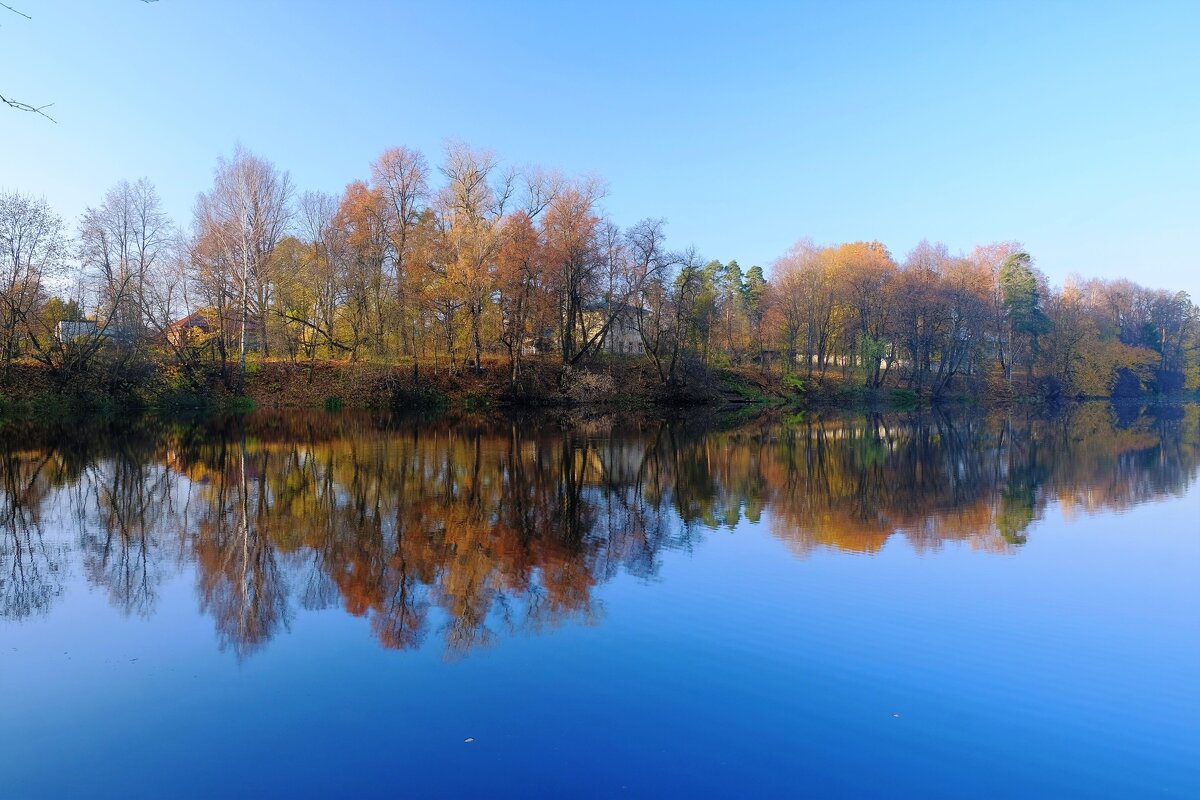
[1,404,1197,798]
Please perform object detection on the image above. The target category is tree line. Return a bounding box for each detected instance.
[1,142,1197,399]
[769,239,1197,398]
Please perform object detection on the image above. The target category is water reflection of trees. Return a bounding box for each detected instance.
[0,448,66,620]
[755,405,1198,555]
[0,403,1195,655]
[74,453,177,616]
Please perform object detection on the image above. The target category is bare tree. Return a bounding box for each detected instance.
[141,230,211,386]
[634,239,697,387]
[194,146,293,385]
[0,190,66,377]
[78,178,172,338]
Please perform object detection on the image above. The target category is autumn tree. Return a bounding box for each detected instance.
[930,254,991,395]
[334,181,389,360]
[371,146,430,357]
[1042,280,1093,395]
[770,243,810,372]
[836,241,897,389]
[436,142,514,372]
[495,211,545,386]
[893,240,951,392]
[541,178,604,363]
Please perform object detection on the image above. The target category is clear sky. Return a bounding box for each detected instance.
[2,0,1198,296]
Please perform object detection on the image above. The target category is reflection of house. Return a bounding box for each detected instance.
[582,301,644,355]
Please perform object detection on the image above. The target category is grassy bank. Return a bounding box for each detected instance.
[0,357,720,420]
[2,357,1193,424]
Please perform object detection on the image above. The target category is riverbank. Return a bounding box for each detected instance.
[0,357,1193,423]
[0,358,713,417]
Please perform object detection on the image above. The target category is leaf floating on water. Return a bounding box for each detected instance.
[464,737,475,743]
[891,713,901,719]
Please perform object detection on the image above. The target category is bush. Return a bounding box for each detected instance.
[324,395,344,412]
[782,374,807,395]
[562,368,617,404]
[460,393,492,412]
[230,396,257,413]
[888,387,919,409]
[1034,375,1064,402]
[390,385,448,412]
[157,390,211,411]
[1111,368,1143,398]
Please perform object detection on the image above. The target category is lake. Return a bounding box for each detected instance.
[1,403,1197,798]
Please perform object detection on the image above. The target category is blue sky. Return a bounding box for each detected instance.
[2,0,1198,296]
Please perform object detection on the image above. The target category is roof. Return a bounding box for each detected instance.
[166,310,215,332]
[582,299,642,314]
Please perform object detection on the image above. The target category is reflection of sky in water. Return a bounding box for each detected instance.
[1,404,1198,798]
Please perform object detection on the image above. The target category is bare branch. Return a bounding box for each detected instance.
[3,1,157,120]
[0,3,55,119]
[0,93,56,121]
[0,3,32,20]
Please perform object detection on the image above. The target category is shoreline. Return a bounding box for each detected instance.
[1,358,1194,426]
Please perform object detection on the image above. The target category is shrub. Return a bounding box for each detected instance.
[1034,375,1064,402]
[562,368,617,404]
[782,374,807,395]
[1111,368,1143,398]
[230,396,258,413]
[460,393,492,412]
[889,387,919,409]
[390,385,448,412]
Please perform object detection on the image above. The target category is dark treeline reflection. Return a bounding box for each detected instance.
[1,404,1196,656]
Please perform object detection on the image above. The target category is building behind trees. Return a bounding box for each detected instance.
[1,145,1196,400]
